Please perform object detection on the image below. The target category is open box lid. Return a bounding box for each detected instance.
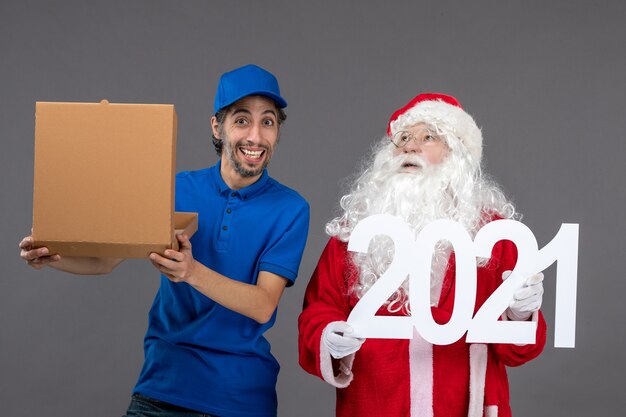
[32,99,197,258]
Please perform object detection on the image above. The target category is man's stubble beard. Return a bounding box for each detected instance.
[222,133,273,178]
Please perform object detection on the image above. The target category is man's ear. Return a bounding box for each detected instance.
[210,116,221,139]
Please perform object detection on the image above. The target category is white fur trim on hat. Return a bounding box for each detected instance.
[389,99,483,162]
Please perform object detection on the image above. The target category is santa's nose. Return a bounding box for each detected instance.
[402,139,422,153]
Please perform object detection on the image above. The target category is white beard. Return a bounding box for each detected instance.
[326,139,515,313]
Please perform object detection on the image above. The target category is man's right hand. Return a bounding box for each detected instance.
[322,321,365,359]
[19,234,122,274]
[19,236,60,269]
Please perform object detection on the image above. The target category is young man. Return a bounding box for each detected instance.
[20,64,310,417]
[298,93,545,417]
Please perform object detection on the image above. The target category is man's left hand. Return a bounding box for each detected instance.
[150,234,197,284]
[502,270,544,321]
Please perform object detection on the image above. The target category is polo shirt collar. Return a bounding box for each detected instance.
[211,160,270,199]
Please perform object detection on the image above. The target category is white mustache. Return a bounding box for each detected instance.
[400,154,426,167]
[384,153,428,171]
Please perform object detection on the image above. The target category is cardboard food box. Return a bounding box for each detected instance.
[32,100,198,258]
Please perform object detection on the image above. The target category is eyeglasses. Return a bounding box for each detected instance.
[390,128,443,148]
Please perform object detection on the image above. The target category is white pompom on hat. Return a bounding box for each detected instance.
[387,93,483,162]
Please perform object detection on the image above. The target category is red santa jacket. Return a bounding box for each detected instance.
[298,236,546,417]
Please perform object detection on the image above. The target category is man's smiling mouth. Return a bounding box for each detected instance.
[239,146,266,161]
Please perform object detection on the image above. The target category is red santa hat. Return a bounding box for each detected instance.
[387,93,483,162]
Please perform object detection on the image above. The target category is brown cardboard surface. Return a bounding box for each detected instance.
[172,212,199,251]
[32,100,197,258]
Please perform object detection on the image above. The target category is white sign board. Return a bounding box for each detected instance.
[346,215,579,348]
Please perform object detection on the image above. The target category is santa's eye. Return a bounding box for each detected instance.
[391,131,418,147]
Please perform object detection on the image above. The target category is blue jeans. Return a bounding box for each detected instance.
[123,394,219,417]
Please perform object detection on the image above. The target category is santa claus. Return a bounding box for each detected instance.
[298,93,546,417]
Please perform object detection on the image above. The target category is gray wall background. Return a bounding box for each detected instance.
[2,1,625,416]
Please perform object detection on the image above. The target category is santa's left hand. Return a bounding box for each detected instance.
[323,321,365,359]
[150,234,198,284]
[502,270,544,321]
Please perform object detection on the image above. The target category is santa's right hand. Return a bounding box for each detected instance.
[322,321,365,359]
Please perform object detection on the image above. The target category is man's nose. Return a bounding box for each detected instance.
[247,122,263,143]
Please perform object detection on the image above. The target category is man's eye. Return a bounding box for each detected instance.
[264,119,275,126]
[400,134,410,142]
[234,118,248,125]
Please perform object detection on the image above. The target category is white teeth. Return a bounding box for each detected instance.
[241,148,263,158]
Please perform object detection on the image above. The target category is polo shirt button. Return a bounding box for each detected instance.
[226,208,232,214]
[231,192,236,197]
[223,226,228,231]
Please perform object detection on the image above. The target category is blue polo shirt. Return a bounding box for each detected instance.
[133,161,309,417]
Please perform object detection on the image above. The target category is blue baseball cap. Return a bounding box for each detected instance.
[213,64,287,115]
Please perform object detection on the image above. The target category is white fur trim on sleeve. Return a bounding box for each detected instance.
[319,333,355,388]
